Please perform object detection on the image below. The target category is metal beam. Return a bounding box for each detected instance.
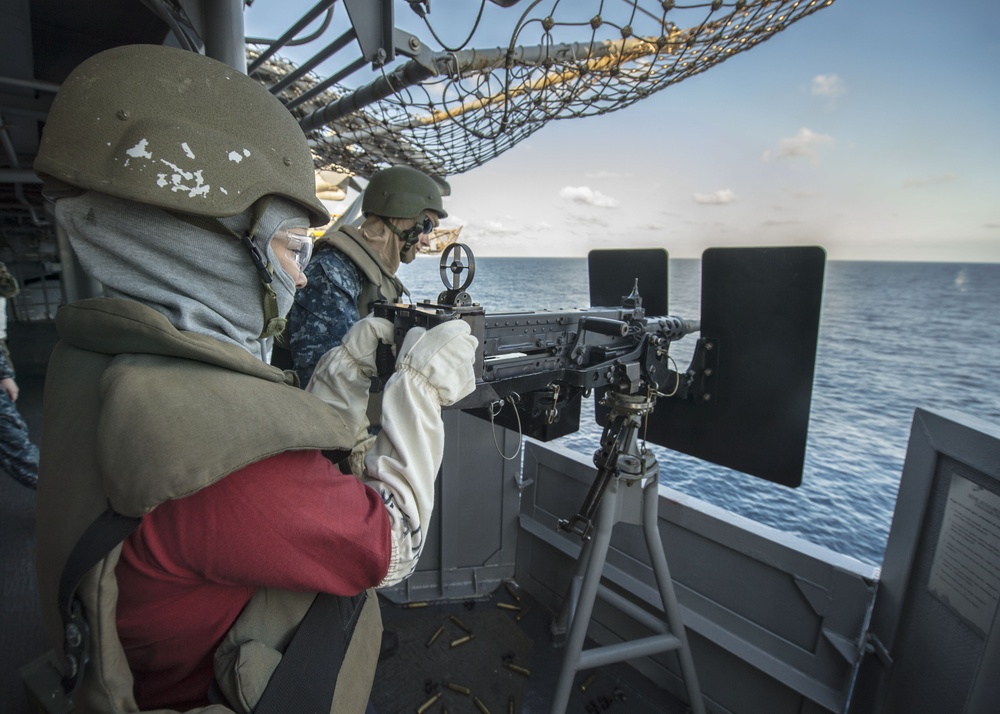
[0,169,41,184]
[297,53,447,133]
[342,0,394,66]
[268,29,356,96]
[203,0,247,72]
[0,76,60,94]
[248,0,339,73]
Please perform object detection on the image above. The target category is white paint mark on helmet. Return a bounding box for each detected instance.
[159,160,210,198]
[182,143,196,159]
[126,139,153,160]
[228,151,244,163]
[186,170,210,198]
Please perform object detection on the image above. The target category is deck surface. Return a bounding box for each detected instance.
[376,589,685,714]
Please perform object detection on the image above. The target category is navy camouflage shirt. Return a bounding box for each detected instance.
[287,245,365,387]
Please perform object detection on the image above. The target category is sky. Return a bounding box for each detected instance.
[245,1,1000,262]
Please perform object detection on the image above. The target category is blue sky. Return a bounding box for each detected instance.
[246,1,1000,262]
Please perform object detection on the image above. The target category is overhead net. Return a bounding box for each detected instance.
[252,0,835,180]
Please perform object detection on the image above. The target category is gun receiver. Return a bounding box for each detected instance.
[373,301,703,412]
[372,243,704,437]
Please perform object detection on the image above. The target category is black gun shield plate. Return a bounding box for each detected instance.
[647,246,826,487]
[588,248,669,315]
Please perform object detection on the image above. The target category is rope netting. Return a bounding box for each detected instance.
[252,0,836,180]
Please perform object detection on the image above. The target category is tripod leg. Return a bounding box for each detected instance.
[550,479,619,714]
[551,533,596,638]
[643,479,706,714]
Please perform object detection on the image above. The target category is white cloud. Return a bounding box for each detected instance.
[902,173,957,188]
[761,128,834,163]
[468,219,519,239]
[566,213,611,228]
[559,185,621,208]
[811,74,846,99]
[693,189,736,205]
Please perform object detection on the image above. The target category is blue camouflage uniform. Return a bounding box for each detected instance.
[288,229,407,387]
[287,246,365,386]
[0,345,39,489]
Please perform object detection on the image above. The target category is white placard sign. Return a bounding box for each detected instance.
[928,473,1000,635]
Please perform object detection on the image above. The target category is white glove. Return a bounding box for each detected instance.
[363,319,478,586]
[395,319,477,407]
[306,316,395,465]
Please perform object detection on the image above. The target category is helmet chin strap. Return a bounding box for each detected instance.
[379,216,422,261]
[240,198,287,340]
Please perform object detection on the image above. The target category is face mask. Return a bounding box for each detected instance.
[265,240,297,320]
[232,199,311,340]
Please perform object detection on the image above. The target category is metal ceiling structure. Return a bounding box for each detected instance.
[0,0,835,316]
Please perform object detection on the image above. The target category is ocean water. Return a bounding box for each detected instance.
[402,256,1000,566]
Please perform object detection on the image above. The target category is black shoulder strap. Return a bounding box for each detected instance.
[253,591,367,714]
[58,508,142,695]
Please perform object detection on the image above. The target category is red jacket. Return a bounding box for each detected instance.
[115,449,391,709]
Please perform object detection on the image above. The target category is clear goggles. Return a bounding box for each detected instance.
[275,229,314,272]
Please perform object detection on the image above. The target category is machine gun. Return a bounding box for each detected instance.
[378,243,825,714]
[374,243,827,540]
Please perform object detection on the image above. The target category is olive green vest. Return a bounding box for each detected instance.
[35,298,380,714]
[324,226,408,314]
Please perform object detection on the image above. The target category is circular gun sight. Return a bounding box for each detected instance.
[437,242,477,306]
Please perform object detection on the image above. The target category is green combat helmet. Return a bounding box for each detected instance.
[362,165,448,219]
[34,44,328,227]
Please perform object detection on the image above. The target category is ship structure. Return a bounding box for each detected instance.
[422,226,463,255]
[3,2,999,714]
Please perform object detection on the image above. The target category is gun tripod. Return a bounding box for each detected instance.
[550,391,706,714]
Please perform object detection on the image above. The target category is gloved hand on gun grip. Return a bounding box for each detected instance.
[363,319,478,586]
[306,316,395,472]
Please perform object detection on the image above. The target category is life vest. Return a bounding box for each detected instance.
[35,298,382,714]
[322,226,409,315]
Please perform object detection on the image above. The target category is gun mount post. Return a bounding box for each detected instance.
[550,389,706,714]
[557,392,650,540]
